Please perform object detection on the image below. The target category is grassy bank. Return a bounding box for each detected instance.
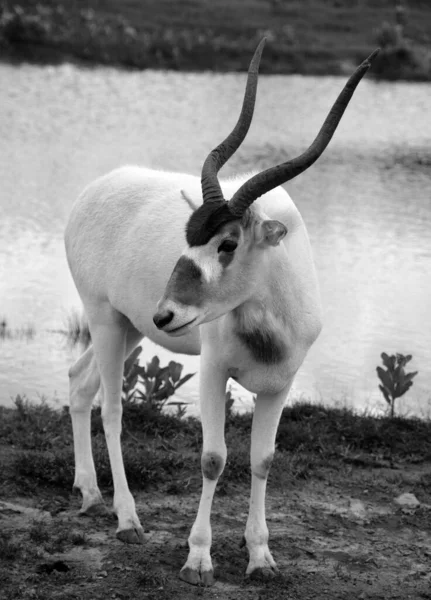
[1,396,430,495]
[1,1,430,80]
[1,398,431,599]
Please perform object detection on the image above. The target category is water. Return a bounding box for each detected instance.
[0,61,430,416]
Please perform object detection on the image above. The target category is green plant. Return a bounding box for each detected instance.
[225,387,235,417]
[122,346,194,413]
[377,353,417,417]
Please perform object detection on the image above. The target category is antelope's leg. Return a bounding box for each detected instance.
[86,308,145,544]
[243,381,293,578]
[70,319,143,519]
[69,344,103,513]
[180,355,228,587]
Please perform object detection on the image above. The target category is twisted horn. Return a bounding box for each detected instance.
[200,38,266,203]
[227,49,380,217]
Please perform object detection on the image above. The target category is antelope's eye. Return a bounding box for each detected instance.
[217,240,238,254]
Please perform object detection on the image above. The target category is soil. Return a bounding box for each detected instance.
[1,461,430,599]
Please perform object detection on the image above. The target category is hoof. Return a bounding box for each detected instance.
[79,502,109,517]
[74,485,106,516]
[201,570,215,587]
[246,566,279,582]
[116,526,145,545]
[72,484,81,496]
[179,567,214,587]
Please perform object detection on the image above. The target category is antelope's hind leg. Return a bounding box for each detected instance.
[69,344,105,514]
[70,309,144,543]
[243,382,292,579]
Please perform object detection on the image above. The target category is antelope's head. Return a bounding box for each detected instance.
[153,40,378,336]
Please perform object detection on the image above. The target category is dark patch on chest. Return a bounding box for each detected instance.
[186,200,240,246]
[236,327,286,365]
[166,256,204,306]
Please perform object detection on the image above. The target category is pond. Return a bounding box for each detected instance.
[0,61,430,416]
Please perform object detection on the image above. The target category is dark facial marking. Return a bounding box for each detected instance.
[236,328,286,364]
[186,200,241,246]
[165,256,204,306]
[218,250,234,268]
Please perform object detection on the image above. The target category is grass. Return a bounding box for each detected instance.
[0,516,88,563]
[1,393,431,600]
[0,311,90,346]
[0,531,22,561]
[63,309,91,348]
[0,0,430,80]
[1,396,430,498]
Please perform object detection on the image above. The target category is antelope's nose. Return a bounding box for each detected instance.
[153,310,174,329]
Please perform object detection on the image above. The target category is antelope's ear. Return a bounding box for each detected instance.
[256,219,287,247]
[180,189,200,212]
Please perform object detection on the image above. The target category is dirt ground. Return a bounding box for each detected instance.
[1,461,430,600]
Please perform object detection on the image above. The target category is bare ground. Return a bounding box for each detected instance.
[1,461,430,600]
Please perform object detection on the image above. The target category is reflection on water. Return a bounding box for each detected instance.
[0,62,430,415]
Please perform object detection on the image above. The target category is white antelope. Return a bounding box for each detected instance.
[65,39,378,585]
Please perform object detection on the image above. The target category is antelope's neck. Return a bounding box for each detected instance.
[230,244,320,372]
[202,242,322,395]
[214,265,301,394]
[232,297,288,365]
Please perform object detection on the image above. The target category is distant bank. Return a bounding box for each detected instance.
[1,1,430,80]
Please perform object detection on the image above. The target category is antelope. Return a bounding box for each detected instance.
[65,39,378,585]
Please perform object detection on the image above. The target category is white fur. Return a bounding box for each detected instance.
[65,166,322,584]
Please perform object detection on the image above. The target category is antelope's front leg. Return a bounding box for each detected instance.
[243,382,292,578]
[180,357,227,586]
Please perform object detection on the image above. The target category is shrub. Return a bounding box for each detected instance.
[377,353,417,417]
[15,449,75,486]
[122,347,195,415]
[373,21,431,81]
[375,21,404,49]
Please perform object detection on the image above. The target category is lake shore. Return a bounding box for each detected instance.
[1,1,431,81]
[1,398,430,598]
